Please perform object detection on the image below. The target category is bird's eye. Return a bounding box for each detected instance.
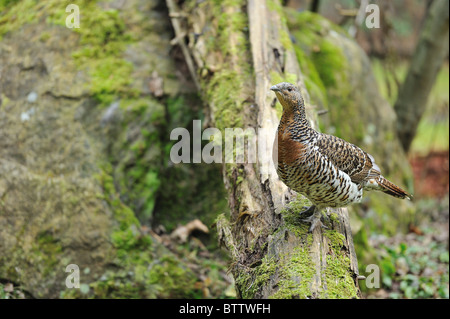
[287,87,292,92]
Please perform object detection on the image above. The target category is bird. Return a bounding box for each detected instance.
[270,82,412,232]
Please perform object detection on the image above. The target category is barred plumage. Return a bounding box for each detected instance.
[271,82,412,232]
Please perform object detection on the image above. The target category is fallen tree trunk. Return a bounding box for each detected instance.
[167,0,361,298]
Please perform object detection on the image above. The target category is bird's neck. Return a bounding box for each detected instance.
[281,102,309,128]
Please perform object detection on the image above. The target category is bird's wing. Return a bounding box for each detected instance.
[315,133,381,184]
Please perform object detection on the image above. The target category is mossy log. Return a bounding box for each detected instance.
[167,0,361,298]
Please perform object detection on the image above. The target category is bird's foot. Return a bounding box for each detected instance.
[303,213,328,232]
[298,206,328,233]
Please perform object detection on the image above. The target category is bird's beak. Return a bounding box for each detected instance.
[270,85,280,92]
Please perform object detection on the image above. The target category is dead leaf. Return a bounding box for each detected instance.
[409,223,423,235]
[170,219,209,243]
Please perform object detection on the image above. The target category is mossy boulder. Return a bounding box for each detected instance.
[0,0,223,298]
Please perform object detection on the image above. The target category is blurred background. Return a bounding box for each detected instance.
[0,0,448,299]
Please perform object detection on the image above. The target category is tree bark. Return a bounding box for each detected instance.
[394,0,449,152]
[167,0,361,298]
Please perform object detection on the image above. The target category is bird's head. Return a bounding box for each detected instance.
[270,82,304,112]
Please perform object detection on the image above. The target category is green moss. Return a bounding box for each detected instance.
[96,170,146,270]
[323,229,345,251]
[39,31,51,42]
[63,249,200,299]
[85,57,136,105]
[324,254,358,298]
[205,69,247,131]
[32,232,63,277]
[109,97,167,223]
[270,247,316,299]
[69,4,137,105]
[252,199,315,299]
[0,0,19,9]
[213,0,249,56]
[0,1,137,105]
[275,201,358,298]
[286,9,348,38]
[97,170,139,230]
[323,230,359,298]
[147,254,199,298]
[94,149,204,298]
[0,94,10,108]
[230,197,320,299]
[0,0,40,39]
[236,255,278,299]
[329,211,340,224]
[197,0,252,200]
[311,40,347,88]
[293,44,325,94]
[199,0,252,132]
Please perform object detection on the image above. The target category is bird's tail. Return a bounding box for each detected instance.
[377,176,412,200]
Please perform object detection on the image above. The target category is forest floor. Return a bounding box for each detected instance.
[364,150,449,299]
[364,198,448,299]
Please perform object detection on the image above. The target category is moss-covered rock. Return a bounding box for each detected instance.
[0,0,225,298]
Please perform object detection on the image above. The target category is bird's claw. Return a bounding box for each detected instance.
[302,213,328,233]
[297,206,329,232]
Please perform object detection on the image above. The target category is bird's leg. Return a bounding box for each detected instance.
[297,205,316,217]
[299,206,327,232]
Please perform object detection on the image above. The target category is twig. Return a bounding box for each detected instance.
[165,0,200,91]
